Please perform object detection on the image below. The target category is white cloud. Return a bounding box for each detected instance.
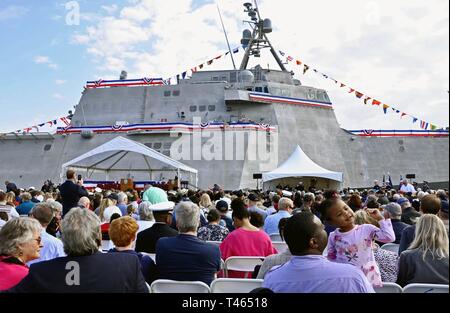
[71,0,449,129]
[102,4,119,15]
[0,5,28,21]
[34,55,59,70]
[52,93,64,100]
[55,80,67,85]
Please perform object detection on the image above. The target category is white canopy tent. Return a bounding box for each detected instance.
[61,136,198,187]
[262,145,343,190]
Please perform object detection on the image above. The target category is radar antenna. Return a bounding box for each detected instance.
[239,0,287,71]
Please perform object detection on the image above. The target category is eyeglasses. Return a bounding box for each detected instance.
[33,237,42,245]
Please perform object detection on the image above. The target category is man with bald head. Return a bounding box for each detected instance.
[77,197,91,210]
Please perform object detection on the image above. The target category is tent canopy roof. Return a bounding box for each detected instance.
[262,145,343,183]
[61,136,197,174]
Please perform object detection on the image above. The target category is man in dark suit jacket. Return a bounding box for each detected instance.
[135,208,178,253]
[59,170,88,216]
[10,252,148,293]
[8,208,148,293]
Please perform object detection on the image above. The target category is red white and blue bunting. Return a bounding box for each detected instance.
[278,50,444,130]
[348,129,448,137]
[3,115,73,135]
[56,121,277,134]
[249,92,332,109]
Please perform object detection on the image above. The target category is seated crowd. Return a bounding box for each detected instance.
[0,174,448,293]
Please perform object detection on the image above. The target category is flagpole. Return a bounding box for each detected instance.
[217,4,236,70]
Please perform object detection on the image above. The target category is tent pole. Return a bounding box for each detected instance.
[177,168,181,188]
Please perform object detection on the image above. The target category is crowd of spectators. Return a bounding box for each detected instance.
[0,175,448,293]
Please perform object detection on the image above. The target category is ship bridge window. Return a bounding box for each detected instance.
[43,144,52,151]
[212,76,219,81]
[208,105,216,111]
[145,143,152,148]
[172,90,180,96]
[221,76,227,81]
[255,87,263,92]
[281,89,291,97]
[199,105,207,112]
[164,91,171,97]
[190,105,197,112]
[153,142,162,149]
[307,89,316,100]
[230,72,237,83]
[163,143,171,149]
[264,86,269,93]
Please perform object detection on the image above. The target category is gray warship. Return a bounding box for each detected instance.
[0,2,448,190]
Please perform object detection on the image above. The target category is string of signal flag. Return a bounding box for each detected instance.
[278,50,443,130]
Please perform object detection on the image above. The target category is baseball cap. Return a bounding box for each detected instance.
[397,198,409,205]
[216,200,229,212]
[107,193,119,201]
[248,194,260,202]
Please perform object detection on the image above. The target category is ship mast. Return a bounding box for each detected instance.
[239,0,287,71]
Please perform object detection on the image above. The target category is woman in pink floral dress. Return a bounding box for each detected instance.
[319,197,395,287]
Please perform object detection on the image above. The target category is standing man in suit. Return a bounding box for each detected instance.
[59,170,89,216]
[8,208,148,293]
[135,187,177,253]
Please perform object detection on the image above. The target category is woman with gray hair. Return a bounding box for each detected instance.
[136,201,155,233]
[397,214,449,286]
[8,208,148,292]
[0,217,43,290]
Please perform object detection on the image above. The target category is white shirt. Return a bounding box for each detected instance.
[400,183,416,193]
[102,205,122,223]
[137,220,154,233]
[27,229,66,266]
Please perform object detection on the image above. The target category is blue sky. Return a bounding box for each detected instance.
[0,0,448,133]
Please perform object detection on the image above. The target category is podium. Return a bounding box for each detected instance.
[120,178,134,191]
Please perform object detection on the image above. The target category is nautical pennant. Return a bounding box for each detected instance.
[412,118,418,123]
[372,100,381,106]
[348,88,355,94]
[420,121,429,130]
[430,124,437,130]
[233,47,239,53]
[355,91,363,98]
[401,112,407,118]
[364,97,372,104]
[383,104,389,114]
[303,64,309,74]
[340,83,346,88]
[207,59,213,65]
[279,50,286,56]
[296,60,302,65]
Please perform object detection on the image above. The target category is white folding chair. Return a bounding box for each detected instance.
[381,243,400,254]
[403,283,449,293]
[272,241,288,253]
[101,240,113,252]
[206,241,222,247]
[374,282,403,293]
[220,259,225,270]
[150,279,211,293]
[141,252,156,262]
[145,282,152,293]
[211,278,264,293]
[269,233,282,241]
[224,256,265,278]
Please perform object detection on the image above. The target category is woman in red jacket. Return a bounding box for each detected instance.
[0,217,43,290]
